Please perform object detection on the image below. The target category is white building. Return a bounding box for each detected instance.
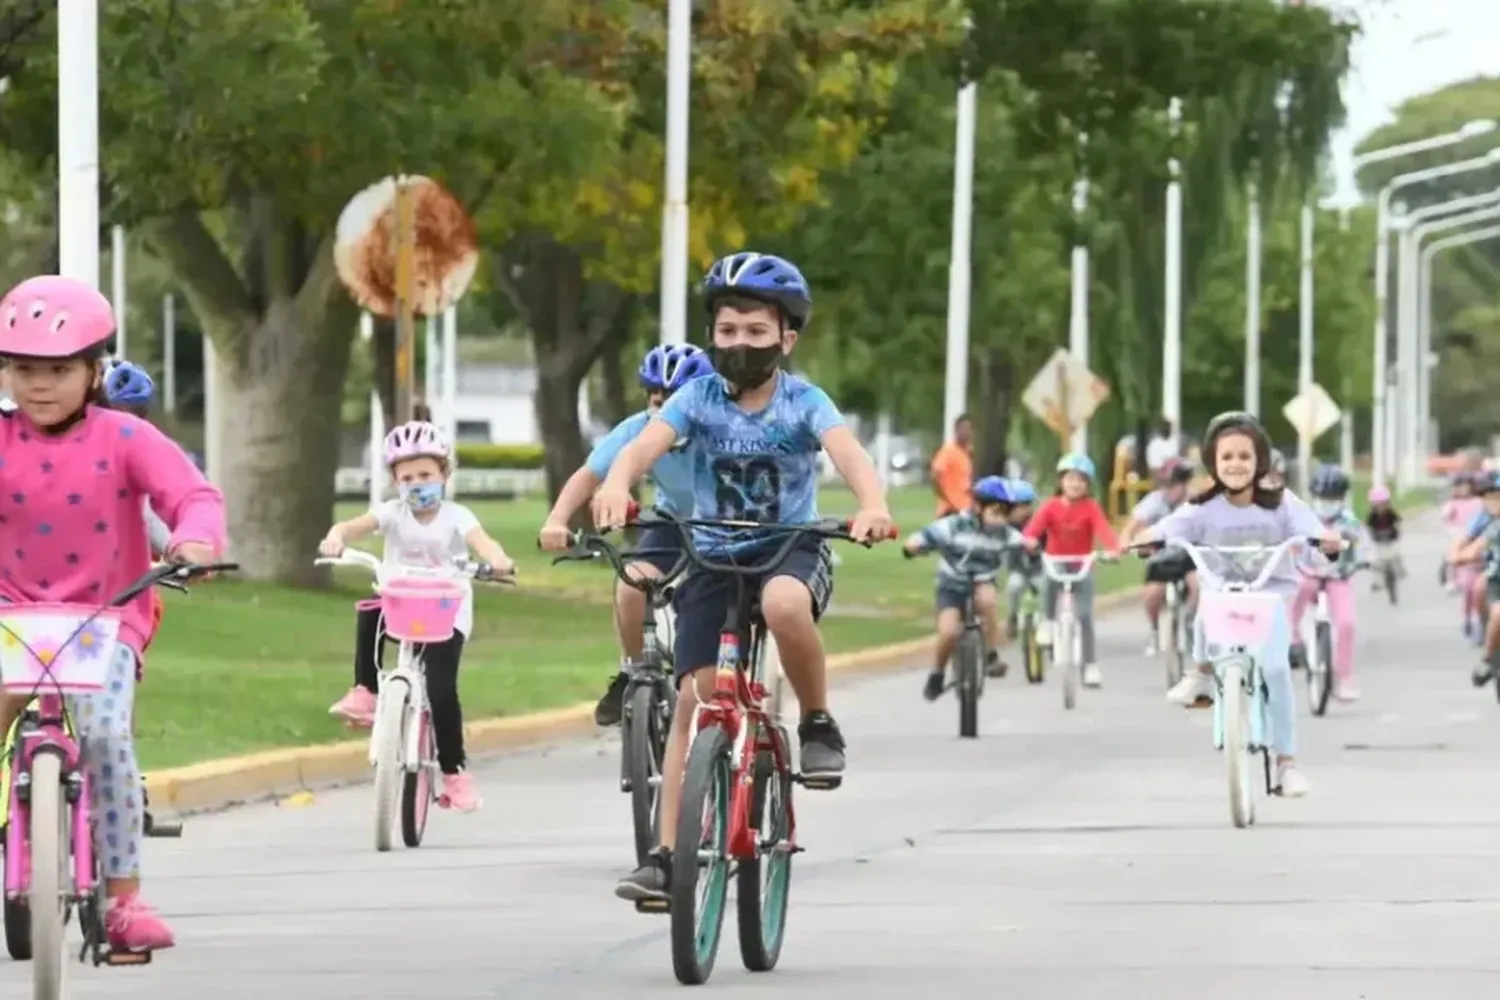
[450,362,539,445]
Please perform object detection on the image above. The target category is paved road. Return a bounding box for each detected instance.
[8,515,1499,998]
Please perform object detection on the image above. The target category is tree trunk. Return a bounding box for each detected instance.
[978,347,1013,477]
[207,296,357,584]
[600,326,629,427]
[369,316,397,427]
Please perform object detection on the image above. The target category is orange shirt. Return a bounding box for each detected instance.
[930,441,973,516]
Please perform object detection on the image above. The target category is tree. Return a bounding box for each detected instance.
[0,0,618,581]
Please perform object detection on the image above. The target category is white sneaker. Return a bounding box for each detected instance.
[1167,671,1213,707]
[1277,763,1310,798]
[1144,635,1161,656]
[1035,620,1054,647]
[1082,664,1103,688]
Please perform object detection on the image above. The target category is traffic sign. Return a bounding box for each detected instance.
[1282,383,1341,441]
[1021,348,1111,442]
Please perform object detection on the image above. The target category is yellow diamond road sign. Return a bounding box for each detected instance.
[1282,383,1341,442]
[1021,348,1111,440]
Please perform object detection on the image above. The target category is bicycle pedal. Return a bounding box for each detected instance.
[103,949,153,966]
[634,898,670,915]
[145,818,183,838]
[794,773,842,791]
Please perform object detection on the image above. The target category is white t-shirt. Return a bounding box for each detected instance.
[1145,434,1180,473]
[373,499,481,637]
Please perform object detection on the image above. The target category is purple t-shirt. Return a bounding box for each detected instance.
[1149,490,1325,596]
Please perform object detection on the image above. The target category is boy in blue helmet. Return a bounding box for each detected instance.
[102,360,170,558]
[1003,478,1045,636]
[592,251,894,905]
[903,474,1021,701]
[539,343,715,724]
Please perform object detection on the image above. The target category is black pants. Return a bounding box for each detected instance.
[353,606,468,774]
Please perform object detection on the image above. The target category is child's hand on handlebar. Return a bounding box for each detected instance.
[1021,536,1039,553]
[169,541,218,566]
[318,531,345,557]
[590,484,633,531]
[537,521,572,552]
[849,506,894,544]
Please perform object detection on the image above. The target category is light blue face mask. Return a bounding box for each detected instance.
[401,481,444,511]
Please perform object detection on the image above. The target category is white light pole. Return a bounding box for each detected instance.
[1359,119,1498,487]
[361,312,383,511]
[110,226,127,355]
[1244,180,1262,417]
[1162,97,1184,433]
[162,293,176,414]
[1296,201,1314,491]
[57,0,100,288]
[1420,223,1500,457]
[1068,131,1090,453]
[942,72,977,440]
[657,0,691,345]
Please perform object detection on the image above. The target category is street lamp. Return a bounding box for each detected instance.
[1419,222,1500,457]
[1365,126,1500,486]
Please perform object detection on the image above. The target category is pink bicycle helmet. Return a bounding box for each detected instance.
[0,275,116,358]
[1367,485,1391,505]
[383,420,452,467]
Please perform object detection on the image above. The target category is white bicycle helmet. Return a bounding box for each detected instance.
[383,420,452,467]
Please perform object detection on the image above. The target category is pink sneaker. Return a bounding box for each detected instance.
[105,893,175,952]
[439,771,482,812]
[1334,680,1361,702]
[329,686,376,726]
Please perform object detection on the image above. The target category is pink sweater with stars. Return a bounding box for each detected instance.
[0,406,226,663]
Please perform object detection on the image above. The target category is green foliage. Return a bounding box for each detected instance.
[457,443,547,470]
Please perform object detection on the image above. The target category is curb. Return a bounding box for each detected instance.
[145,588,1145,816]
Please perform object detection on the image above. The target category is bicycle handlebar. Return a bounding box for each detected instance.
[113,561,240,607]
[1132,536,1345,592]
[549,532,689,599]
[1039,552,1111,583]
[314,549,514,585]
[599,502,897,579]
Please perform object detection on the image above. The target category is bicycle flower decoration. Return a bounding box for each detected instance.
[73,621,111,661]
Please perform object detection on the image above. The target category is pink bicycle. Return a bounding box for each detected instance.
[0,561,234,998]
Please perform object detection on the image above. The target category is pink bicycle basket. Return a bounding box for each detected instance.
[379,577,464,642]
[1198,591,1280,649]
[0,605,123,693]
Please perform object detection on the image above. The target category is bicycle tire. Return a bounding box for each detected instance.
[670,726,733,985]
[28,751,66,1000]
[1163,602,1185,688]
[1311,623,1334,717]
[625,683,665,866]
[1023,615,1044,684]
[1221,664,1255,829]
[400,708,434,848]
[372,681,407,853]
[737,739,793,972]
[3,893,29,960]
[956,631,982,739]
[1059,617,1078,710]
[1384,565,1398,606]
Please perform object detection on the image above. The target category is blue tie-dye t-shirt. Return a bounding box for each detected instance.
[586,410,695,515]
[656,372,845,552]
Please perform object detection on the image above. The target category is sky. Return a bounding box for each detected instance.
[1325,0,1500,205]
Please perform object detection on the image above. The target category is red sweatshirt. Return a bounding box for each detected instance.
[1023,495,1119,557]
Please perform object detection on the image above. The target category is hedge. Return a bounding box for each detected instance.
[456,443,546,470]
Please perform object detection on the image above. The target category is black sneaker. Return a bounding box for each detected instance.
[985,650,1008,678]
[1472,662,1493,687]
[922,670,945,702]
[1288,643,1306,671]
[615,847,671,902]
[593,671,630,726]
[798,711,846,783]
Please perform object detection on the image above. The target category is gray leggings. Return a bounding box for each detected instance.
[1043,574,1097,664]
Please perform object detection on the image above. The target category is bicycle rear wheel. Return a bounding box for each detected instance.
[28,751,67,999]
[1309,623,1333,717]
[400,707,435,848]
[1221,664,1255,828]
[625,682,666,866]
[669,726,733,985]
[372,681,407,853]
[737,740,793,972]
[955,631,982,739]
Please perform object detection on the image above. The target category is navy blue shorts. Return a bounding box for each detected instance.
[628,523,685,577]
[672,535,833,681]
[936,580,995,614]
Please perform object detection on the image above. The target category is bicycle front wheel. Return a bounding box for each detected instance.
[372,682,407,853]
[1309,623,1333,717]
[1059,617,1078,710]
[670,726,733,985]
[1163,605,1185,688]
[28,751,67,1000]
[1384,565,1398,606]
[400,706,435,848]
[1023,613,1044,684]
[955,632,982,739]
[1221,664,1255,829]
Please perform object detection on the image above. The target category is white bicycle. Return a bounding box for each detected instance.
[1162,537,1333,829]
[1039,553,1106,710]
[314,549,509,851]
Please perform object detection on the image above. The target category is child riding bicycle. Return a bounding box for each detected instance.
[1118,460,1197,655]
[1290,465,1371,701]
[537,344,714,725]
[1364,484,1404,592]
[589,251,894,905]
[0,275,228,952]
[1450,471,1500,685]
[1021,454,1121,688]
[322,420,515,812]
[904,475,1020,702]
[1144,411,1340,797]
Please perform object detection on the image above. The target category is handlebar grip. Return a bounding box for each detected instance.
[625,500,642,521]
[842,519,900,540]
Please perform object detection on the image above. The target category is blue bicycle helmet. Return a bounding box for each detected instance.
[103,360,154,407]
[1309,464,1351,498]
[1008,478,1037,504]
[701,252,812,332]
[1479,471,1500,496]
[972,475,1014,507]
[638,344,715,392]
[1056,453,1096,481]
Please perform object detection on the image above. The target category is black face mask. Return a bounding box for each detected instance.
[711,343,783,395]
